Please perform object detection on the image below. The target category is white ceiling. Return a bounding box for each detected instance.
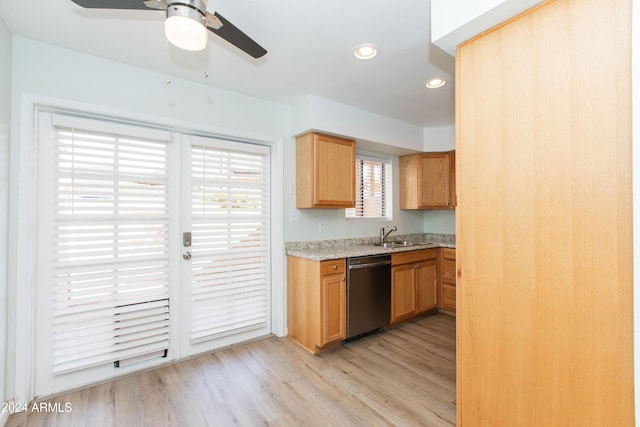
[0,0,456,128]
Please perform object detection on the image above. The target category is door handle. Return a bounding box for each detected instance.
[183,251,192,260]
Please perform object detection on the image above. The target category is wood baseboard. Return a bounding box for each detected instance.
[438,308,456,317]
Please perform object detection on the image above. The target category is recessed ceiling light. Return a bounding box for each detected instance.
[353,44,378,60]
[425,78,446,89]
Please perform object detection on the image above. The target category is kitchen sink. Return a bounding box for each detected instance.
[372,241,426,248]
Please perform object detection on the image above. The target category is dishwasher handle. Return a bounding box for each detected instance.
[348,260,391,269]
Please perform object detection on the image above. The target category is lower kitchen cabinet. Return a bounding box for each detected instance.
[287,256,346,353]
[321,270,346,344]
[439,248,456,313]
[390,265,416,321]
[390,249,438,324]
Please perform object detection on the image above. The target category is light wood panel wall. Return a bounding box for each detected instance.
[456,0,633,425]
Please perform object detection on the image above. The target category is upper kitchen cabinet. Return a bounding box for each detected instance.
[399,151,456,209]
[296,132,356,208]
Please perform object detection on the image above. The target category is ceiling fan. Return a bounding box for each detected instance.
[70,0,267,58]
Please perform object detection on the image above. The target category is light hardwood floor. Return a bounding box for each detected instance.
[7,314,455,427]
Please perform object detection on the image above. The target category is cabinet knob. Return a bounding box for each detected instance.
[333,265,338,270]
[341,277,346,281]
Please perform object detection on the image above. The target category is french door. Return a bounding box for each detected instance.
[34,113,271,397]
[179,135,271,356]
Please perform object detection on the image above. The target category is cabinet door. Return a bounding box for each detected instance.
[448,151,457,208]
[416,260,437,312]
[320,273,346,345]
[439,249,456,312]
[441,259,456,283]
[314,135,355,207]
[442,284,456,312]
[419,154,450,207]
[391,265,416,323]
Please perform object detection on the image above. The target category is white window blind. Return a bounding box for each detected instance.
[51,117,171,374]
[190,143,270,342]
[346,156,391,218]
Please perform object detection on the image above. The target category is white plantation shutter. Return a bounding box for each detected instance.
[189,142,270,342]
[50,115,171,374]
[346,156,391,218]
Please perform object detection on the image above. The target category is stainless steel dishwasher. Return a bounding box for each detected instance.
[346,254,392,339]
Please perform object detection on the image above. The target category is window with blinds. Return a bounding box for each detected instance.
[345,156,391,219]
[189,143,270,343]
[51,118,171,374]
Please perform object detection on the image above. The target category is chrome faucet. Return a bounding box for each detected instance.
[380,225,398,243]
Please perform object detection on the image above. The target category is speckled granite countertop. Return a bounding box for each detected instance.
[285,233,456,261]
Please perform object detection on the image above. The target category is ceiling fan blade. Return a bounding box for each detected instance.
[207,12,267,59]
[70,0,161,10]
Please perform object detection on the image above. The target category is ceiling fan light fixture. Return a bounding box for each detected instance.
[165,1,208,51]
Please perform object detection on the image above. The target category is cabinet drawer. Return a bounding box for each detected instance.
[392,249,437,266]
[441,247,456,260]
[442,259,456,284]
[442,284,456,311]
[320,259,345,276]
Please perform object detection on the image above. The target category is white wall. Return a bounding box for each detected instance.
[285,99,460,243]
[285,96,432,243]
[10,38,292,138]
[293,95,425,153]
[0,16,10,416]
[283,148,426,242]
[423,125,455,152]
[431,0,544,55]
